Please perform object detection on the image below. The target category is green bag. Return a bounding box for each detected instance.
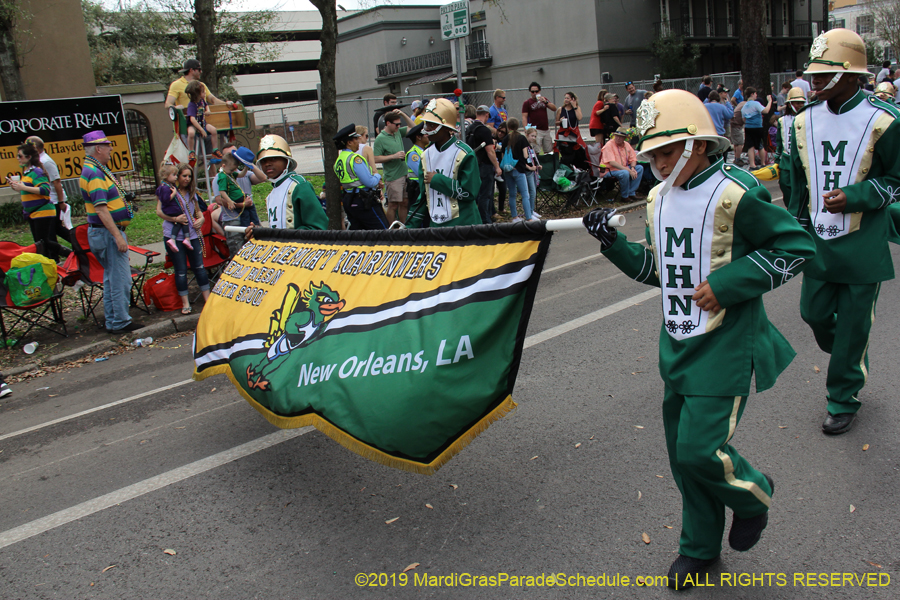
[5,264,52,306]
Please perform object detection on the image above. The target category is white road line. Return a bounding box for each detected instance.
[0,286,661,548]
[535,273,623,305]
[0,379,194,443]
[0,427,313,550]
[542,252,604,274]
[525,288,661,349]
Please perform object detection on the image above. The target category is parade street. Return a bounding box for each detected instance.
[0,189,897,599]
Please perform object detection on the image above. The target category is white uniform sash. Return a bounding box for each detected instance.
[653,172,729,341]
[265,175,298,229]
[780,114,794,157]
[804,100,881,240]
[422,143,465,224]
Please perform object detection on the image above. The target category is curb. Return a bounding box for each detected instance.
[44,340,118,366]
[29,314,201,369]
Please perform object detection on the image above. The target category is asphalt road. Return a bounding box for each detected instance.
[1,186,898,599]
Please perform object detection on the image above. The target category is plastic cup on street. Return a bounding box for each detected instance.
[133,337,154,347]
[23,342,38,355]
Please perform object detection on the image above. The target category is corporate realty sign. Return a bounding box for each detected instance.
[1,95,132,187]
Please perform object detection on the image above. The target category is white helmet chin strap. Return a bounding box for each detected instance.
[654,138,695,197]
[821,72,844,93]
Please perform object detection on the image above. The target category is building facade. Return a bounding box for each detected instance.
[335,1,827,104]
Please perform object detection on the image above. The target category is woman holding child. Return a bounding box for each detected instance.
[156,163,210,314]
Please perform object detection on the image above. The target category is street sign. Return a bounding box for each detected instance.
[440,1,469,41]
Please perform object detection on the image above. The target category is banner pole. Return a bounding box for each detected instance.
[223,216,624,235]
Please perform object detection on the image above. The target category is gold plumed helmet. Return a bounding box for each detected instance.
[875,81,896,100]
[256,135,297,172]
[786,86,806,103]
[804,28,869,75]
[421,98,459,133]
[635,89,731,162]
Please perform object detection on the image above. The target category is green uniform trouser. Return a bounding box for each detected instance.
[800,277,880,416]
[662,388,773,560]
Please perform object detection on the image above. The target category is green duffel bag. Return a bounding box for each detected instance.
[5,263,53,306]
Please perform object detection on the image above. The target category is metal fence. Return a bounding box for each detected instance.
[242,69,832,175]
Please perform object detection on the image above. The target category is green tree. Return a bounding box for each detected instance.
[309,0,342,230]
[739,0,771,98]
[82,0,179,86]
[650,33,701,79]
[865,0,900,65]
[153,0,280,97]
[0,0,29,100]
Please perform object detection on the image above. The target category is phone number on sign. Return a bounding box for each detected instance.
[1,149,132,187]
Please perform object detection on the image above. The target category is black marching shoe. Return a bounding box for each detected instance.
[107,321,145,334]
[822,412,856,435]
[729,474,774,551]
[666,554,720,591]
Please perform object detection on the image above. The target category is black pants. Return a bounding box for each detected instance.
[342,192,388,230]
[495,177,507,214]
[29,217,64,261]
[477,162,495,224]
[406,179,421,212]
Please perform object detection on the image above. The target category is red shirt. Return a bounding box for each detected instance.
[589,101,605,130]
[521,97,550,130]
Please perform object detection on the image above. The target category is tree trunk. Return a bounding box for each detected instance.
[311,0,341,230]
[192,0,218,95]
[739,0,771,98]
[0,15,25,100]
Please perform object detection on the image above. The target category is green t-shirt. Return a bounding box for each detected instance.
[373,127,408,182]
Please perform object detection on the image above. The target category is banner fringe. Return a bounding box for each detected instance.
[193,366,517,475]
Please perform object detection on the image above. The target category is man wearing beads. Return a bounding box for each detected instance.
[79,130,143,334]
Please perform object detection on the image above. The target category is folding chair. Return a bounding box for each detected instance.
[0,241,67,346]
[68,224,160,326]
[162,208,230,302]
[533,153,566,214]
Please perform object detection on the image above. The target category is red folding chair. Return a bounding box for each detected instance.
[68,224,160,327]
[162,208,231,300]
[0,241,68,346]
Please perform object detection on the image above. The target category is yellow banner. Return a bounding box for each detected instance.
[1,134,132,187]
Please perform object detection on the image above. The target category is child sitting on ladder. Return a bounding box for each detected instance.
[185,80,223,161]
[156,163,193,253]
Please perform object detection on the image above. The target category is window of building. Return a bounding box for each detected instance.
[857,15,874,35]
[829,18,845,30]
[473,28,487,44]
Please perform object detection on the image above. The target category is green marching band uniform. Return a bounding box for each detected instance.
[255,135,327,231]
[406,98,482,228]
[787,29,900,431]
[774,113,794,201]
[586,89,815,588]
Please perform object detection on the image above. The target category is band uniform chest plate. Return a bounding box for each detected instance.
[810,33,828,60]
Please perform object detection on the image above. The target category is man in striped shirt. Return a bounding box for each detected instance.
[79,130,143,333]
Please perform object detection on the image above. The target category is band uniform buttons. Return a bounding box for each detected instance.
[862,167,869,174]
[719,224,729,232]
[724,166,732,171]
[716,249,726,257]
[868,147,875,153]
[722,199,732,209]
[797,143,804,149]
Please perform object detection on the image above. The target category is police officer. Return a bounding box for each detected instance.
[405,123,429,222]
[333,123,388,230]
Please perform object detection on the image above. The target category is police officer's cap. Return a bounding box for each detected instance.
[406,123,426,140]
[333,124,361,143]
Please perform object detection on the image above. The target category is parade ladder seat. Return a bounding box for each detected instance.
[162,207,231,302]
[68,223,160,327]
[0,241,68,346]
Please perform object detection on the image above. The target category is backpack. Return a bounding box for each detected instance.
[465,120,485,151]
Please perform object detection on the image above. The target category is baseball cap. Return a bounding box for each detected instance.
[180,59,201,73]
[411,100,423,110]
[476,105,491,115]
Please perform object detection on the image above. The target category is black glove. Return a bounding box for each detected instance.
[583,208,618,250]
